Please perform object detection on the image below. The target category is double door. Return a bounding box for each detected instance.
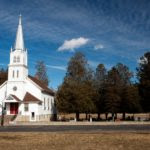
[10,103,18,114]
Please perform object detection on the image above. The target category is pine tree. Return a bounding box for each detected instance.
[0,68,8,85]
[137,52,150,112]
[56,52,95,121]
[94,64,107,119]
[35,61,49,86]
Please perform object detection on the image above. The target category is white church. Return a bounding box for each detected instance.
[0,15,56,122]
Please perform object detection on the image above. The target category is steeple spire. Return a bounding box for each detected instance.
[14,14,25,51]
[19,14,22,25]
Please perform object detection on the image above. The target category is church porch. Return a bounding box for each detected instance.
[4,95,21,115]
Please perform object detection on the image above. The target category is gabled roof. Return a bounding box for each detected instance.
[4,94,21,103]
[28,75,55,96]
[23,92,42,103]
[11,95,21,102]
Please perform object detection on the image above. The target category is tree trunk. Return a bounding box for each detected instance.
[1,106,4,126]
[122,112,126,120]
[112,113,115,121]
[105,113,108,120]
[133,113,135,121]
[115,113,118,120]
[76,112,80,121]
[97,113,101,120]
[86,113,88,120]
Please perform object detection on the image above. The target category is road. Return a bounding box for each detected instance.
[0,124,150,132]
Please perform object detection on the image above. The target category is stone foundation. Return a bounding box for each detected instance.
[15,114,54,122]
[15,115,30,122]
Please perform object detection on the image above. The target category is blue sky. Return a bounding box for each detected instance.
[0,0,150,89]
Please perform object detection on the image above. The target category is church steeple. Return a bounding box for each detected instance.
[14,14,25,51]
[8,15,28,82]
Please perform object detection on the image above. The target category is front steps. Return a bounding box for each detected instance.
[0,115,17,125]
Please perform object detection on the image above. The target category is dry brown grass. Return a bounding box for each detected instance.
[0,132,150,150]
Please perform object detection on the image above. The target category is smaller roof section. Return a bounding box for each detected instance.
[4,94,21,103]
[23,92,42,103]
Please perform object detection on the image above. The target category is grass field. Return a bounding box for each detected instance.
[0,132,150,150]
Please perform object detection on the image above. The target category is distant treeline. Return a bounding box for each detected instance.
[56,51,150,121]
[0,68,7,85]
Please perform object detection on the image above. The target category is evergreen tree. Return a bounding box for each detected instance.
[137,52,150,112]
[103,67,122,120]
[0,68,8,85]
[121,85,141,116]
[35,61,49,86]
[115,63,133,86]
[94,64,107,119]
[56,52,95,120]
[114,63,133,119]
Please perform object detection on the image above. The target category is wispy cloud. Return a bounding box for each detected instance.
[0,0,150,89]
[0,63,7,66]
[58,37,89,52]
[94,44,104,50]
[47,65,66,71]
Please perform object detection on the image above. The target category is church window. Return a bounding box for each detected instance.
[17,70,19,78]
[12,70,15,78]
[44,98,46,110]
[17,56,20,62]
[13,56,16,63]
[24,104,29,112]
[48,98,49,110]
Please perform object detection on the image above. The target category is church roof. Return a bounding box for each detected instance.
[11,95,22,102]
[28,75,55,96]
[23,92,42,103]
[14,14,25,51]
[4,94,21,103]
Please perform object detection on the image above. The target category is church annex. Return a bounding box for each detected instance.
[0,15,55,122]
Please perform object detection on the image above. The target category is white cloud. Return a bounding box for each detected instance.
[94,44,104,50]
[58,37,89,51]
[47,65,66,71]
[137,56,148,64]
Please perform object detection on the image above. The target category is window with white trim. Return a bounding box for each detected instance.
[12,70,15,78]
[17,56,20,62]
[13,56,16,63]
[48,98,49,110]
[44,98,46,110]
[24,103,29,112]
[17,70,19,78]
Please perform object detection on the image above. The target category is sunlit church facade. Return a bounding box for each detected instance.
[0,16,55,122]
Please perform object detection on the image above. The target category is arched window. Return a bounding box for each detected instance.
[13,56,16,63]
[44,98,46,110]
[17,70,19,78]
[12,70,15,78]
[17,56,20,62]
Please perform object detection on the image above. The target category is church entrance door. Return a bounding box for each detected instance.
[10,103,18,114]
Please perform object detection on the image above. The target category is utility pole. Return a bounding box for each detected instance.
[0,103,4,126]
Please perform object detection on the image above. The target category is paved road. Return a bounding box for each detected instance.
[0,124,150,132]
